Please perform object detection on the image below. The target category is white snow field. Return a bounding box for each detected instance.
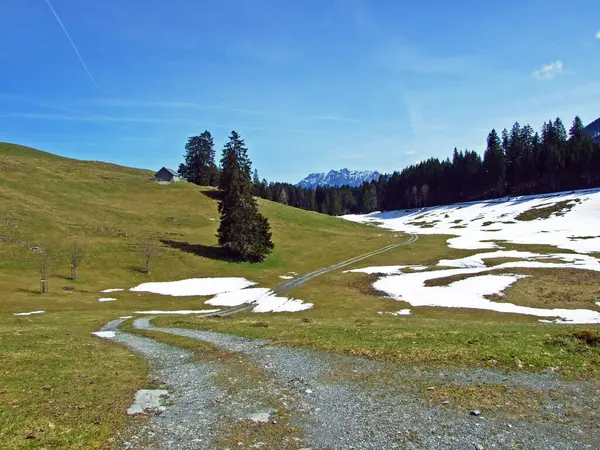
[92,331,116,338]
[129,277,256,297]
[343,189,600,324]
[342,188,600,253]
[123,276,313,313]
[206,287,313,313]
[13,310,45,316]
[373,271,600,324]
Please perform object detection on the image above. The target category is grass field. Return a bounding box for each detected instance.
[1,143,599,448]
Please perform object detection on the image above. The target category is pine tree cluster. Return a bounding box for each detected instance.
[178,130,274,262]
[178,131,220,186]
[256,116,600,215]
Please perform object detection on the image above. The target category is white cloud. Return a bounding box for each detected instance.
[532,60,564,80]
[404,150,416,156]
[596,30,600,39]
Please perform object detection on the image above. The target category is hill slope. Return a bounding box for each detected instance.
[2,143,600,449]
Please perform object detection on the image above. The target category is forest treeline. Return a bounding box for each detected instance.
[255,116,600,215]
[179,116,600,217]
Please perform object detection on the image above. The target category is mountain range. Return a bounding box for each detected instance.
[584,117,600,144]
[297,169,381,189]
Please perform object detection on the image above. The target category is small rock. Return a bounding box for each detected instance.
[41,385,52,391]
[305,389,313,394]
[469,410,481,416]
[63,286,73,291]
[427,386,435,391]
[25,433,36,439]
[442,400,450,405]
[271,420,277,424]
[473,444,485,450]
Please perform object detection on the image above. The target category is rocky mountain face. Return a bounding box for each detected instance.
[297,169,381,188]
[584,117,600,144]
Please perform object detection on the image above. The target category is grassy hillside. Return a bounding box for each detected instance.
[1,143,599,448]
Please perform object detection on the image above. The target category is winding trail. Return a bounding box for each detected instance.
[101,317,600,449]
[207,232,419,316]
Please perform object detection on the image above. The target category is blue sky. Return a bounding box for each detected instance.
[1,0,599,182]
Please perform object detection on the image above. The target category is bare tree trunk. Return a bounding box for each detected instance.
[146,256,152,274]
[40,279,48,294]
[71,267,78,281]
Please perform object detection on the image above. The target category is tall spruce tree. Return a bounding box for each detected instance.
[217,131,274,262]
[483,129,506,195]
[180,131,216,185]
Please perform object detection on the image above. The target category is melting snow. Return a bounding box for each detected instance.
[279,275,294,280]
[127,389,169,415]
[206,287,313,313]
[13,310,45,316]
[98,298,117,302]
[438,251,600,270]
[134,310,221,315]
[378,309,412,316]
[130,277,256,297]
[342,188,600,253]
[346,265,407,275]
[127,276,312,313]
[101,288,124,293]
[370,267,600,324]
[120,316,133,319]
[92,331,116,338]
[350,247,600,323]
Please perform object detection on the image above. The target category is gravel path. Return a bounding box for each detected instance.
[204,233,419,317]
[126,318,600,450]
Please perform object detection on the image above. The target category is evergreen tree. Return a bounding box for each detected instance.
[217,131,274,262]
[180,131,216,186]
[483,129,506,195]
[252,169,261,196]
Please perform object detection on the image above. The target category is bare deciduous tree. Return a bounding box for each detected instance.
[421,184,429,207]
[36,247,51,293]
[412,185,418,208]
[140,240,157,274]
[70,242,84,281]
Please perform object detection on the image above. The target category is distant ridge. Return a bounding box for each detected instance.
[584,117,600,144]
[297,168,381,189]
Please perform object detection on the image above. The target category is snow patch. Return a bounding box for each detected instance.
[92,331,116,338]
[342,188,600,253]
[98,297,117,302]
[13,310,45,316]
[127,389,169,415]
[378,309,412,316]
[130,277,256,297]
[438,251,600,270]
[372,269,600,324]
[119,316,133,319]
[101,288,124,293]
[279,275,294,280]
[206,287,313,313]
[346,265,407,275]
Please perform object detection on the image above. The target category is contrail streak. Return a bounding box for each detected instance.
[43,0,99,88]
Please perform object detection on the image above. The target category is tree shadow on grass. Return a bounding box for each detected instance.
[200,190,222,201]
[127,265,148,274]
[160,239,239,262]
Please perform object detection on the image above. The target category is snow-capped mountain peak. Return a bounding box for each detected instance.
[297,169,381,188]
